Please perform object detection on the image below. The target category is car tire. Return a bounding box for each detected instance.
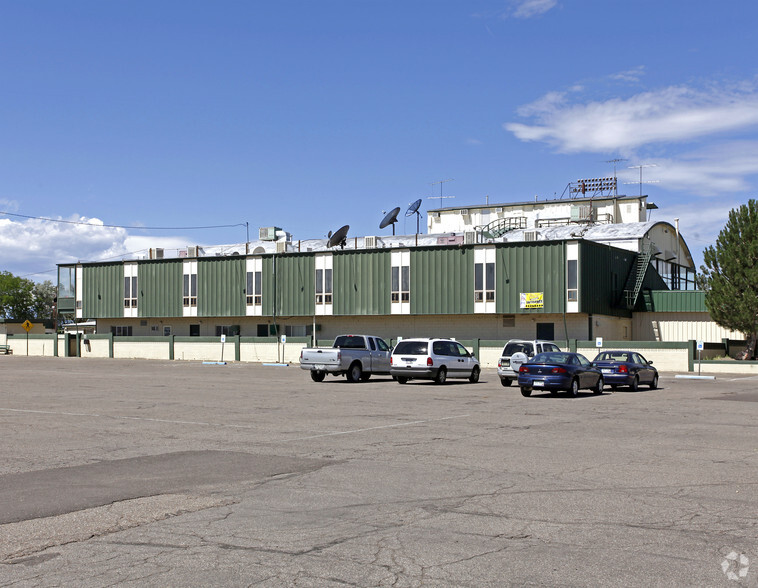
[520,386,532,397]
[360,373,371,382]
[434,367,447,385]
[347,362,363,383]
[649,374,658,389]
[396,376,408,384]
[310,370,326,383]
[500,378,512,387]
[469,366,480,383]
[592,377,604,395]
[569,378,579,397]
[629,375,639,392]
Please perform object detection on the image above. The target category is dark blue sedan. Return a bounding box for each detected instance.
[591,350,658,391]
[517,352,603,397]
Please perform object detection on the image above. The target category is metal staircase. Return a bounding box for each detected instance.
[623,245,654,309]
[480,217,527,239]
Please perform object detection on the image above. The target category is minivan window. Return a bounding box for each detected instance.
[394,341,428,355]
[433,341,450,356]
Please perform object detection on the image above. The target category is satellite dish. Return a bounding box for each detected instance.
[253,246,265,255]
[405,199,423,235]
[406,199,422,217]
[327,225,350,249]
[379,207,401,235]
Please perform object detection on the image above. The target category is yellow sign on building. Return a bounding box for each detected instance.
[520,292,544,309]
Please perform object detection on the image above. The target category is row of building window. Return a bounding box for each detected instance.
[110,324,313,337]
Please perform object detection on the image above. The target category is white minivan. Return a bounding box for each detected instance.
[390,338,480,385]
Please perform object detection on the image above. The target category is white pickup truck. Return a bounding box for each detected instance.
[299,334,392,383]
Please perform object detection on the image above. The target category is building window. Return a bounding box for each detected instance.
[284,325,313,337]
[567,259,578,302]
[246,271,262,305]
[183,272,197,307]
[215,325,240,337]
[391,265,410,303]
[475,262,495,302]
[111,326,133,336]
[316,268,332,305]
[124,276,138,308]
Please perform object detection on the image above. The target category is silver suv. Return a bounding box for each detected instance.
[390,338,480,385]
[497,339,561,387]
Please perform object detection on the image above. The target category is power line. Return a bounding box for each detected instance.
[0,210,246,231]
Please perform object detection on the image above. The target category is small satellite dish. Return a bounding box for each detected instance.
[405,199,423,235]
[253,246,265,255]
[406,198,422,217]
[327,225,350,249]
[379,207,401,235]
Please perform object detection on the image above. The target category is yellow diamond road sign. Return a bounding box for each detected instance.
[22,320,33,332]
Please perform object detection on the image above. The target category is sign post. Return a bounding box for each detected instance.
[220,334,226,363]
[22,320,33,356]
[697,340,704,376]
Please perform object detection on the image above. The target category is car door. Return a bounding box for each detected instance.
[575,354,595,387]
[373,337,391,373]
[632,352,651,383]
[453,342,474,377]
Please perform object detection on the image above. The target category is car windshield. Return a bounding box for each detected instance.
[531,352,573,365]
[503,342,533,355]
[595,352,629,362]
[394,341,428,355]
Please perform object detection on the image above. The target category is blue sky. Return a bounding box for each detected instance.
[2,0,757,281]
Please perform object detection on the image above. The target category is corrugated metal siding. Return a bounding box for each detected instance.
[198,257,246,317]
[579,241,635,317]
[411,248,474,314]
[138,260,183,317]
[272,254,315,316]
[333,250,391,315]
[496,242,565,314]
[82,264,123,318]
[647,290,707,312]
[633,311,743,341]
[262,257,274,316]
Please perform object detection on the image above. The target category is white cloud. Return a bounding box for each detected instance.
[609,65,646,84]
[505,84,758,153]
[0,214,192,281]
[511,0,557,18]
[618,141,758,196]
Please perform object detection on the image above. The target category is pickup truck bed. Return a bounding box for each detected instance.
[300,334,392,383]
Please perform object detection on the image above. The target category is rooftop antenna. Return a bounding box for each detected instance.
[405,199,423,235]
[428,178,455,208]
[379,207,401,235]
[605,159,627,195]
[626,164,660,197]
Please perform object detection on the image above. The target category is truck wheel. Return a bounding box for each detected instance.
[347,362,363,383]
[360,373,371,382]
[310,371,326,383]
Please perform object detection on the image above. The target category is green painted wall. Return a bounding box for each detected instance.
[411,247,474,314]
[138,260,183,317]
[643,290,706,312]
[198,257,246,317]
[579,241,634,317]
[333,250,391,315]
[269,254,315,317]
[82,263,123,318]
[495,242,565,314]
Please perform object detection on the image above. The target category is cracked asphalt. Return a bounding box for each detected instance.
[1,356,757,586]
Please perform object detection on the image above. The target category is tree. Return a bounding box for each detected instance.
[700,199,758,359]
[32,280,57,322]
[0,271,35,320]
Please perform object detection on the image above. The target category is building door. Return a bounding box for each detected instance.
[536,322,555,341]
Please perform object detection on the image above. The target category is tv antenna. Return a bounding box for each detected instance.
[626,164,660,197]
[428,178,455,208]
[405,199,423,235]
[605,159,627,195]
[327,225,349,249]
[379,207,401,235]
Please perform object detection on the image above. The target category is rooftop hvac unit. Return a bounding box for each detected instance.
[459,209,469,216]
[187,246,198,258]
[523,231,538,242]
[364,236,377,249]
[259,227,281,241]
[570,205,592,222]
[464,231,477,244]
[150,248,164,259]
[495,207,504,213]
[276,241,288,253]
[431,212,440,219]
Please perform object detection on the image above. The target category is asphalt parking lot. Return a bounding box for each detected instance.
[1,356,757,587]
